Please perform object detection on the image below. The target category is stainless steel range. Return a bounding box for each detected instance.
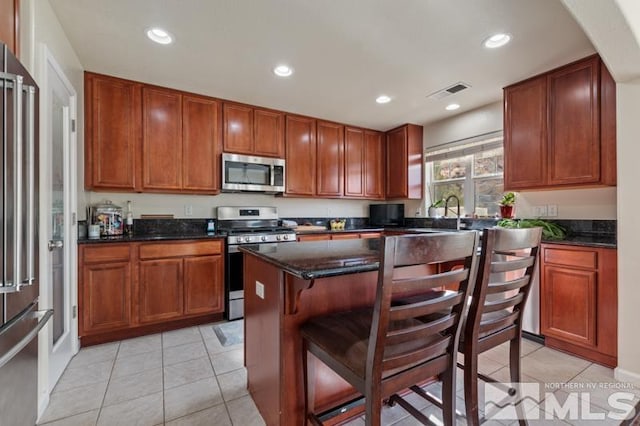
[217,206,296,320]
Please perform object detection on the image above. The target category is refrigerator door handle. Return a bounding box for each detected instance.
[21,85,36,288]
[0,309,53,370]
[13,74,24,292]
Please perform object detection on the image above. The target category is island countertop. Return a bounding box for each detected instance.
[239,238,382,280]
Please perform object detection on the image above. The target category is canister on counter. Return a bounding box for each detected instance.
[89,200,124,236]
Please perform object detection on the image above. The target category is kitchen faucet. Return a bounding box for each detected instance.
[445,194,462,231]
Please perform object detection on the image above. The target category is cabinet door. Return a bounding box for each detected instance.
[297,234,330,242]
[364,130,385,199]
[0,0,18,56]
[182,96,221,192]
[541,265,597,348]
[386,126,408,198]
[330,233,360,240]
[184,255,224,315]
[285,115,316,196]
[254,108,284,158]
[503,76,547,190]
[142,87,182,190]
[547,58,600,186]
[223,103,253,155]
[344,127,364,197]
[139,258,184,323]
[85,73,141,191]
[80,261,132,335]
[316,121,344,197]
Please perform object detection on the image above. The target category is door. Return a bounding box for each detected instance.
[40,47,79,391]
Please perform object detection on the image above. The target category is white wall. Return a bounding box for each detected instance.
[85,191,374,219]
[21,0,86,417]
[561,0,640,383]
[415,101,617,220]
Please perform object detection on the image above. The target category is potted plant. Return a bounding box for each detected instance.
[499,192,516,218]
[428,199,445,218]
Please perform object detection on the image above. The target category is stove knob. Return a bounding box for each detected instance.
[283,234,289,241]
[244,237,251,243]
[276,235,281,241]
[261,236,267,242]
[236,237,243,244]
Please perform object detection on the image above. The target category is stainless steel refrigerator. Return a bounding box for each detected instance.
[1,43,52,425]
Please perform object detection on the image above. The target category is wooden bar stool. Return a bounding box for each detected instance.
[300,232,479,426]
[459,227,542,426]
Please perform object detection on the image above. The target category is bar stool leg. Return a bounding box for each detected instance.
[463,348,481,426]
[442,364,456,426]
[364,391,382,426]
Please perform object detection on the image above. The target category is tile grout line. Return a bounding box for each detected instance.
[96,341,121,426]
[161,333,166,425]
[199,325,236,425]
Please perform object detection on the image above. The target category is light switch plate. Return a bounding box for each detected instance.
[547,204,558,217]
[533,205,548,217]
[184,204,193,217]
[256,281,265,299]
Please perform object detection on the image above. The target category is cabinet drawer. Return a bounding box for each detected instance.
[82,244,131,263]
[139,240,223,259]
[543,247,597,269]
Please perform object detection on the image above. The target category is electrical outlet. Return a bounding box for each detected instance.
[185,204,193,217]
[256,281,265,299]
[415,207,422,217]
[547,204,558,217]
[533,205,548,217]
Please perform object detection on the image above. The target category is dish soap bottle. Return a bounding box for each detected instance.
[125,200,134,236]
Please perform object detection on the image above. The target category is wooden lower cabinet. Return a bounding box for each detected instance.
[540,243,617,367]
[79,239,225,346]
[297,231,381,242]
[138,258,184,324]
[184,255,224,315]
[81,261,132,335]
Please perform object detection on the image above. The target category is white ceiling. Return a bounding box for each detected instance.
[49,0,595,131]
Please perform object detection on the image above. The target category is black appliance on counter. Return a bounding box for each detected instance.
[369,203,405,227]
[217,206,296,320]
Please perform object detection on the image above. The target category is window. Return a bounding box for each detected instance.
[425,132,503,217]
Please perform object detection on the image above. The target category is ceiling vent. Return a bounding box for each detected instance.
[426,81,472,100]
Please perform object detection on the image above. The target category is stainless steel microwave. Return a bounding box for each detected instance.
[221,153,285,193]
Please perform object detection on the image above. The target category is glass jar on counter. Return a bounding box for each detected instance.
[90,200,124,236]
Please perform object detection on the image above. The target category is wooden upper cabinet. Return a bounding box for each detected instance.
[364,130,385,199]
[182,96,221,192]
[0,0,19,56]
[85,73,141,191]
[344,127,364,197]
[548,58,600,186]
[142,87,183,191]
[504,76,547,190]
[385,124,423,199]
[223,103,285,158]
[254,108,285,158]
[316,121,344,197]
[285,115,316,196]
[223,103,253,155]
[504,55,616,191]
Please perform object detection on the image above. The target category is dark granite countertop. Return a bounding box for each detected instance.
[78,233,226,244]
[239,239,382,280]
[541,235,616,248]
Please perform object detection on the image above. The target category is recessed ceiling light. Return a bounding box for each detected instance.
[445,103,460,111]
[376,95,391,104]
[146,27,173,45]
[273,65,293,77]
[483,33,511,49]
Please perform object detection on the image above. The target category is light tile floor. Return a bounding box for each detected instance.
[39,325,639,426]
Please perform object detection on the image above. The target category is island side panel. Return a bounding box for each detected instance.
[244,254,283,426]
[281,271,379,425]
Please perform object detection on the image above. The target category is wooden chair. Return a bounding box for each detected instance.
[300,232,479,426]
[459,227,542,426]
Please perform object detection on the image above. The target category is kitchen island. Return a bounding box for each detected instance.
[239,237,448,426]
